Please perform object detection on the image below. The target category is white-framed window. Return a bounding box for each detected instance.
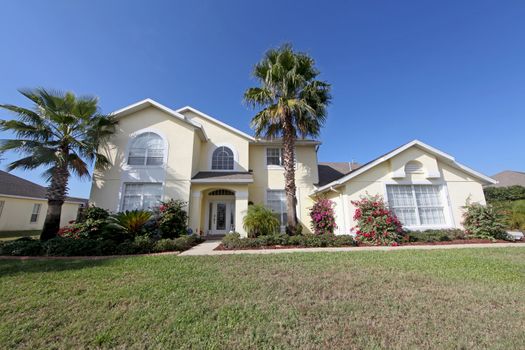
[30,203,42,223]
[0,200,4,218]
[266,190,287,231]
[128,132,164,166]
[386,184,447,227]
[266,148,284,166]
[122,183,163,211]
[211,146,234,170]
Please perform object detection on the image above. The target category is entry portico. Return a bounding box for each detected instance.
[189,172,252,237]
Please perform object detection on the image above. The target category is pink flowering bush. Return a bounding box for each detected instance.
[309,199,337,235]
[351,194,403,246]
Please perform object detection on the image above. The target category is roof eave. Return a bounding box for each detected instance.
[311,139,497,195]
[176,106,255,141]
[111,99,210,142]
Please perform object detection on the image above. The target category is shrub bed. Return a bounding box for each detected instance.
[0,235,203,257]
[404,229,466,243]
[221,233,356,250]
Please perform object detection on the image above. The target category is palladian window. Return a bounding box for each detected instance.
[211,146,234,170]
[128,132,164,166]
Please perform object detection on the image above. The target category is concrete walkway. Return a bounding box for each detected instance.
[178,240,525,256]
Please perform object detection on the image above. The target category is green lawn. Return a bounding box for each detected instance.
[0,230,40,241]
[1,248,525,349]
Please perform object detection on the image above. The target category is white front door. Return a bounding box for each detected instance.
[209,201,235,235]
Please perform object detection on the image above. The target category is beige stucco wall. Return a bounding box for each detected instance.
[320,146,488,235]
[248,144,319,233]
[0,196,81,231]
[179,109,251,172]
[90,106,197,211]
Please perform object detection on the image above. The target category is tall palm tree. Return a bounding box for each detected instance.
[0,88,117,240]
[244,44,331,234]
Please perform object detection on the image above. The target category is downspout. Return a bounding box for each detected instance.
[329,186,346,235]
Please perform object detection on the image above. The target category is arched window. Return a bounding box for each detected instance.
[405,161,424,174]
[211,146,234,170]
[209,189,235,196]
[128,132,164,166]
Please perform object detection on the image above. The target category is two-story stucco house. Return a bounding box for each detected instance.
[89,99,497,237]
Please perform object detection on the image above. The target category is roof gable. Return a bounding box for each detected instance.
[176,106,255,141]
[313,140,497,194]
[112,99,208,141]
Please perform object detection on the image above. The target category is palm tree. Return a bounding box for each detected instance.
[244,44,331,234]
[0,88,117,240]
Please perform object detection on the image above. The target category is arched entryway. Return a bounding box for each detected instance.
[205,189,235,236]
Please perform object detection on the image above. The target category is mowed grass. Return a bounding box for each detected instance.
[1,248,525,349]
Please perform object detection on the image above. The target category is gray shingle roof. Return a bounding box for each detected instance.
[487,170,525,188]
[317,162,361,186]
[0,170,87,203]
[191,171,254,182]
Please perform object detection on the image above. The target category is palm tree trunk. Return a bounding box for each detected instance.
[41,165,69,241]
[282,115,299,234]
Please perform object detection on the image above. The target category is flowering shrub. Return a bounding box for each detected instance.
[462,203,507,240]
[157,199,188,238]
[309,199,337,235]
[351,194,403,246]
[57,225,83,239]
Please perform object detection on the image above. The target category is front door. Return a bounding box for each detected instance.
[209,201,235,235]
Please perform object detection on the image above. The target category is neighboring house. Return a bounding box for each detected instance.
[485,170,525,188]
[89,98,496,237]
[0,171,86,232]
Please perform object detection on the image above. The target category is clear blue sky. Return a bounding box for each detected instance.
[1,0,524,198]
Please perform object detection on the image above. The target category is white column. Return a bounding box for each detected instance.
[189,191,202,235]
[235,190,249,237]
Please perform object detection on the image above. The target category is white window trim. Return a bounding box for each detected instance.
[265,147,298,170]
[124,129,169,170]
[383,180,455,231]
[0,200,4,219]
[265,189,288,232]
[119,182,165,212]
[265,147,284,169]
[208,143,239,171]
[30,203,42,223]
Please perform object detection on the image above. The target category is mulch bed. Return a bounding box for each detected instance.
[215,239,525,251]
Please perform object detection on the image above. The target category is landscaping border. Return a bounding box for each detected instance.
[0,250,181,260]
[178,240,525,256]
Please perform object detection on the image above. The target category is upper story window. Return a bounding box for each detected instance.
[405,161,424,174]
[212,146,234,170]
[266,148,283,166]
[128,132,164,166]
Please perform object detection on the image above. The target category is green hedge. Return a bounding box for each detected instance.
[404,229,466,243]
[0,235,203,257]
[222,233,356,249]
[484,186,525,202]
